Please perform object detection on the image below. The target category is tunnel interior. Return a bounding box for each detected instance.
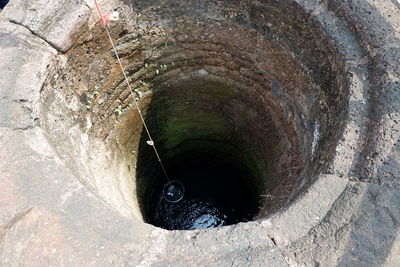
[40,0,349,230]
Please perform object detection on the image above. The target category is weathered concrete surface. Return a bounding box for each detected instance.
[1,0,400,266]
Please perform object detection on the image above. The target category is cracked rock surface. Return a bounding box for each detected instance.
[1,0,400,266]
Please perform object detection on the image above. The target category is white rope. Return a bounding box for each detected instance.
[94,3,170,181]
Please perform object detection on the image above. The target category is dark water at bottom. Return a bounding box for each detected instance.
[153,198,227,230]
[149,160,257,230]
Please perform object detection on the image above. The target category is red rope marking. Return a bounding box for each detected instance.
[93,0,110,26]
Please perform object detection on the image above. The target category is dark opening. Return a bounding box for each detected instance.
[0,0,9,9]
[148,149,258,230]
[136,80,264,230]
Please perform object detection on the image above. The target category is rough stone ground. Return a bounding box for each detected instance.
[0,0,399,266]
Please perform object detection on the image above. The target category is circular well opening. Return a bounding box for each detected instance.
[41,0,348,231]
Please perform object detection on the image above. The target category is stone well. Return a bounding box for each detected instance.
[1,0,399,265]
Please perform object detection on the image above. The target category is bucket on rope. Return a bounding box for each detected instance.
[163,180,185,203]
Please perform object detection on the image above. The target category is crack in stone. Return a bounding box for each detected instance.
[0,208,33,244]
[8,20,61,53]
[267,234,291,267]
[12,125,35,131]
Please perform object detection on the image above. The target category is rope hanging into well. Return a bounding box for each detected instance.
[92,0,170,182]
